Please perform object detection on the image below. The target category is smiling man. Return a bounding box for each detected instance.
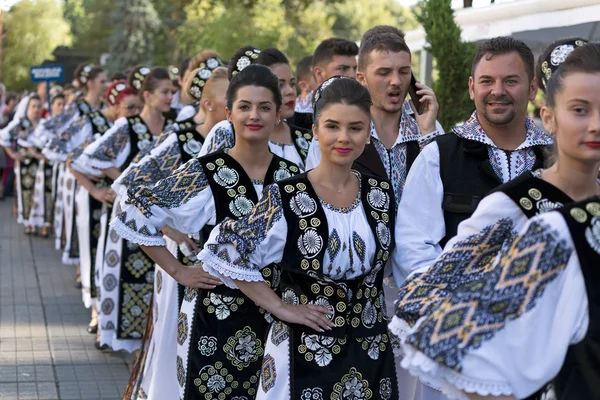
[394,36,553,284]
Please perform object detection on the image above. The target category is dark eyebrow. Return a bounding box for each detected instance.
[323,119,339,124]
[238,100,273,105]
[567,98,590,105]
[478,74,521,80]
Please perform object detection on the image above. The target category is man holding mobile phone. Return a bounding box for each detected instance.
[305,28,443,207]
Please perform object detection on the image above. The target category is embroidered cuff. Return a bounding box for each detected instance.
[418,129,442,150]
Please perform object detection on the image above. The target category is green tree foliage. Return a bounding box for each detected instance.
[63,0,115,61]
[176,0,416,67]
[416,0,476,130]
[105,0,161,73]
[2,0,72,91]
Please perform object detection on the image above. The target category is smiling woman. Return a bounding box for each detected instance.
[194,76,401,399]
[109,64,302,399]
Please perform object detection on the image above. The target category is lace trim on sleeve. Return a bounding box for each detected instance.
[201,252,265,290]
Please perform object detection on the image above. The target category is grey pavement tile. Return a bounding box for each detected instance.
[0,383,18,398]
[17,382,38,400]
[36,382,58,400]
[16,366,36,382]
[0,365,17,383]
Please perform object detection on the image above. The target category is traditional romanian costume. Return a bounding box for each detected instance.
[80,114,174,352]
[199,171,399,400]
[395,197,600,400]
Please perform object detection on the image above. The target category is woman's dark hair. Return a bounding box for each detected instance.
[537,37,589,93]
[546,42,600,108]
[140,67,171,101]
[313,77,371,122]
[51,93,65,104]
[111,72,127,82]
[226,64,282,111]
[228,45,261,81]
[86,67,104,87]
[257,48,289,68]
[74,63,103,88]
[27,94,42,108]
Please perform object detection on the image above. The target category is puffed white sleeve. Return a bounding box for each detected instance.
[392,142,445,285]
[198,120,234,156]
[109,158,216,246]
[0,119,20,147]
[43,117,91,162]
[199,183,288,289]
[81,117,130,170]
[111,132,181,198]
[398,211,588,400]
[304,137,321,170]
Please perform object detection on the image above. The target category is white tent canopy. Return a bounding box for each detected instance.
[406,0,600,54]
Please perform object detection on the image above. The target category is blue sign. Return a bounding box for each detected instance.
[30,64,64,83]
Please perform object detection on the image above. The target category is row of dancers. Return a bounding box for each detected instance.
[1,26,599,400]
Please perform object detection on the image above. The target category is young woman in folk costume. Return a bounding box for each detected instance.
[187,76,398,399]
[390,37,592,343]
[43,81,140,339]
[110,59,229,399]
[37,64,105,255]
[78,67,175,353]
[110,64,302,400]
[201,47,315,172]
[0,95,45,233]
[393,42,600,400]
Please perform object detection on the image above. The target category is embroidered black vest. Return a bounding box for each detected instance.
[16,118,34,157]
[123,115,175,171]
[437,133,546,247]
[174,118,203,164]
[87,111,110,138]
[276,173,395,338]
[494,172,573,218]
[290,124,313,164]
[196,152,301,297]
[529,198,600,400]
[75,99,94,117]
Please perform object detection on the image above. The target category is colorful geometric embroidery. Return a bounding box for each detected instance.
[395,218,517,325]
[177,312,188,345]
[260,354,277,393]
[209,184,283,266]
[126,158,209,217]
[406,219,572,370]
[88,124,129,162]
[119,138,182,191]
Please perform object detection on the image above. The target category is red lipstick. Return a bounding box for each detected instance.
[246,124,264,131]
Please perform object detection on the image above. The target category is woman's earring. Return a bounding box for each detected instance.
[209,107,213,112]
[275,119,280,127]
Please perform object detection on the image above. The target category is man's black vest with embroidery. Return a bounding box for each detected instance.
[436,133,546,247]
[276,172,395,338]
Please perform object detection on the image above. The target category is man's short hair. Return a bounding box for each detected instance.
[295,55,314,82]
[358,33,411,71]
[312,38,359,69]
[472,36,535,81]
[361,25,406,44]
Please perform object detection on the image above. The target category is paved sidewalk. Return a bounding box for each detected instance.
[0,200,131,400]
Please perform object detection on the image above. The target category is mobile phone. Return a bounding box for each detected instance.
[408,73,426,115]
